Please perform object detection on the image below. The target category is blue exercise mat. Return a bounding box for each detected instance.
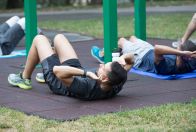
[0,50,26,59]
[130,68,196,80]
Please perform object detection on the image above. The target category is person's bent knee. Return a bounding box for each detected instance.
[118,38,126,48]
[193,13,196,18]
[192,13,196,22]
[54,33,64,38]
[54,34,67,42]
[54,34,69,47]
[129,35,137,41]
[33,35,47,44]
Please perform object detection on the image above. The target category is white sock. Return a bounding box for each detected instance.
[17,17,25,31]
[17,18,41,34]
[5,16,20,28]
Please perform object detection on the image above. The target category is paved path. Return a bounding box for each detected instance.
[0,5,195,23]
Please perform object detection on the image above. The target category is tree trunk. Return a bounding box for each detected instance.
[65,0,71,5]
[90,0,102,5]
[6,0,23,9]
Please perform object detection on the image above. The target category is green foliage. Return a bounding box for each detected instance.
[0,123,11,129]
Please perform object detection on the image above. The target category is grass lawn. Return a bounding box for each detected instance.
[0,100,196,131]
[39,12,196,40]
[0,13,196,131]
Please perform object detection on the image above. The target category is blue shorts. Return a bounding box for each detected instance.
[155,55,177,75]
[136,50,157,73]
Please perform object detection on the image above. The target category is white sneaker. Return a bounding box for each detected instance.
[36,73,45,83]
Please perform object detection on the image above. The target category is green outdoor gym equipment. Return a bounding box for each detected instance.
[24,0,146,63]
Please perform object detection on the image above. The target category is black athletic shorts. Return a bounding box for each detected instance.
[41,54,83,95]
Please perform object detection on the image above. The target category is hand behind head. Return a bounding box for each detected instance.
[191,51,196,58]
[87,71,99,80]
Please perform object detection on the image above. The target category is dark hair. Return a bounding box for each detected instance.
[107,61,127,86]
[180,40,196,51]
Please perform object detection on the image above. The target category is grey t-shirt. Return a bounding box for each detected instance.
[122,39,154,68]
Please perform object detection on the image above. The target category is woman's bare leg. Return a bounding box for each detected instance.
[181,13,196,44]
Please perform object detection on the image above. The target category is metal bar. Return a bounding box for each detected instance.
[134,0,146,41]
[103,0,118,63]
[24,0,37,55]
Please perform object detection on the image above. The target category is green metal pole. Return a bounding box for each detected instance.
[134,0,146,41]
[24,0,37,55]
[103,0,118,63]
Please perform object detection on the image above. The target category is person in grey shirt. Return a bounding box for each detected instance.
[91,36,196,75]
